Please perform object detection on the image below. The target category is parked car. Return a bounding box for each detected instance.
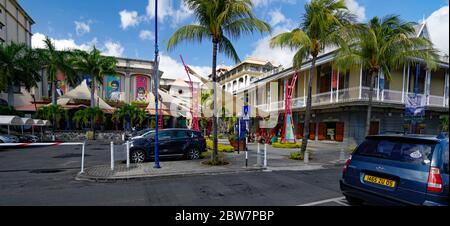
[128,128,154,141]
[0,135,13,143]
[0,98,8,106]
[0,135,19,143]
[19,134,40,143]
[340,134,449,206]
[128,128,206,163]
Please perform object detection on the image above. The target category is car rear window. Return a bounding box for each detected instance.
[355,138,436,164]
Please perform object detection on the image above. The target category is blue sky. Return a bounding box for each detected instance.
[21,0,449,80]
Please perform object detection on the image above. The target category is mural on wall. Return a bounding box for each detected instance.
[106,75,122,101]
[135,75,149,102]
[56,71,66,97]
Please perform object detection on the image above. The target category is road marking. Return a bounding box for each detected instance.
[297,196,346,206]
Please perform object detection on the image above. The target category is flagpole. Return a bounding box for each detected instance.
[153,0,161,169]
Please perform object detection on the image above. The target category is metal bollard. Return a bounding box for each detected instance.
[245,137,248,168]
[304,151,309,164]
[126,141,130,168]
[80,142,85,174]
[111,141,114,171]
[257,143,261,167]
[264,144,267,168]
[339,148,346,162]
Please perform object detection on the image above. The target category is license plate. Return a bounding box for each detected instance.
[364,175,396,188]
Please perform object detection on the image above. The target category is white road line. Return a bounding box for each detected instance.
[334,200,350,206]
[297,197,346,206]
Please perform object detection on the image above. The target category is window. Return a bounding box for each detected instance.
[174,130,188,138]
[178,89,183,95]
[355,138,436,164]
[409,64,426,94]
[159,131,172,141]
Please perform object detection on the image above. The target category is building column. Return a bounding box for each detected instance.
[402,65,406,103]
[359,66,363,99]
[304,72,307,106]
[336,70,340,102]
[376,71,380,101]
[406,64,410,95]
[425,68,431,105]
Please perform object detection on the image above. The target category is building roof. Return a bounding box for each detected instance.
[55,80,114,112]
[171,78,190,87]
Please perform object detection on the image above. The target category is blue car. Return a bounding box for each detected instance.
[340,134,449,206]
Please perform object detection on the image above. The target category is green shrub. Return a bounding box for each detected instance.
[272,142,301,149]
[218,134,224,139]
[206,139,234,153]
[289,151,312,160]
[347,144,357,154]
[228,134,238,142]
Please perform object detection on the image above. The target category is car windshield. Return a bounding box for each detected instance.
[136,129,152,136]
[142,131,155,138]
[355,138,436,164]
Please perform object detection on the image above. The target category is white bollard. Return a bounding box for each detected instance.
[122,133,125,141]
[340,148,346,162]
[264,144,267,168]
[257,143,261,167]
[304,151,309,164]
[52,135,55,141]
[80,142,85,174]
[126,141,130,168]
[110,141,114,171]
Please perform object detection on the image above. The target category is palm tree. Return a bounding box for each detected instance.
[336,15,438,136]
[270,0,355,154]
[113,104,144,130]
[39,37,78,105]
[0,42,42,106]
[71,47,117,131]
[167,0,271,162]
[36,105,67,131]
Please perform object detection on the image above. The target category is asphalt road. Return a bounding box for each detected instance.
[0,143,345,206]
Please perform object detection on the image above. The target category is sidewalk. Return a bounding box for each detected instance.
[76,157,262,182]
[76,140,347,182]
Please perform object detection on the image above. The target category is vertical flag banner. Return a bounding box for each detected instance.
[379,71,385,91]
[405,94,425,117]
[136,76,149,101]
[106,75,121,101]
[56,71,66,97]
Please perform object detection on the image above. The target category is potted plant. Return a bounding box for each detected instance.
[228,133,245,151]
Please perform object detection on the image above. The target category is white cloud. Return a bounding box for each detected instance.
[32,32,96,51]
[268,9,291,27]
[252,0,296,8]
[426,6,449,55]
[74,20,91,36]
[32,33,124,57]
[345,0,366,22]
[159,53,211,83]
[146,0,192,26]
[119,10,140,30]
[139,30,155,41]
[102,41,125,57]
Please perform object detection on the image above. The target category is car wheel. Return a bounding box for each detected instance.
[187,148,201,160]
[130,149,146,163]
[345,195,363,206]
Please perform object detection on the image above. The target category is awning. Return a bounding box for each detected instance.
[54,79,114,112]
[20,118,34,126]
[0,116,23,125]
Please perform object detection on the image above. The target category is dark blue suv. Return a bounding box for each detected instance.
[340,134,449,206]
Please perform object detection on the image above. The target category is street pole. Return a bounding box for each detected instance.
[153,0,161,169]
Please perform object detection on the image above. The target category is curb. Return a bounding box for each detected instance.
[75,167,265,183]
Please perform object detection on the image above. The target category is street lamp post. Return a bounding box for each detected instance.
[153,0,161,169]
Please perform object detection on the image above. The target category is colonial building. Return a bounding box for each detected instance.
[0,0,35,107]
[238,22,449,145]
[211,57,282,94]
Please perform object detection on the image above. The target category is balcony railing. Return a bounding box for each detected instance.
[255,87,449,112]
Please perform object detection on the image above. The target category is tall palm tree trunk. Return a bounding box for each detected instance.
[365,72,376,136]
[51,80,57,105]
[301,58,316,154]
[212,41,219,162]
[7,85,14,107]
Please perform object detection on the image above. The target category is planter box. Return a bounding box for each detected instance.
[229,140,245,151]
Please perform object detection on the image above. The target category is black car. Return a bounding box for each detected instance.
[129,128,207,163]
